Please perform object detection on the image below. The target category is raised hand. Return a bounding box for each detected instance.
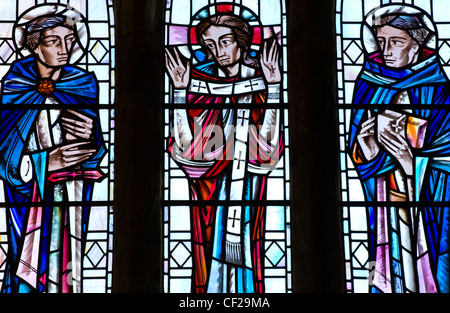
[48,141,97,172]
[165,47,190,89]
[357,112,380,161]
[260,39,281,84]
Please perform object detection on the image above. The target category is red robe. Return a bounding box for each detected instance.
[168,65,283,293]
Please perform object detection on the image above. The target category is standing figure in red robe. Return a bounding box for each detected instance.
[165,13,283,293]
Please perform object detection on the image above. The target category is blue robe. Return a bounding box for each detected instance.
[350,53,450,293]
[0,55,106,293]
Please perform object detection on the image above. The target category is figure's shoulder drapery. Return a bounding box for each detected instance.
[2,56,98,105]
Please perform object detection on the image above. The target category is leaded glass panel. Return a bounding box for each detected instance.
[337,0,450,293]
[0,0,115,293]
[163,0,291,293]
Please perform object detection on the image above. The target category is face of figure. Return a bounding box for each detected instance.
[376,25,419,68]
[202,25,242,68]
[34,26,77,67]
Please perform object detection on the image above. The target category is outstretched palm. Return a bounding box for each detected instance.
[165,47,191,89]
[260,39,281,84]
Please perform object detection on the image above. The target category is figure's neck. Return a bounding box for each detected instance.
[222,62,240,77]
[37,60,62,81]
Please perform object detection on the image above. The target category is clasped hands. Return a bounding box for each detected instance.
[357,112,413,176]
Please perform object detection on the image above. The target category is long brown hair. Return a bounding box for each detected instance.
[196,14,259,68]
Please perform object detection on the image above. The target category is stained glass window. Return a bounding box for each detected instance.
[163,0,290,293]
[337,0,450,293]
[0,0,115,293]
